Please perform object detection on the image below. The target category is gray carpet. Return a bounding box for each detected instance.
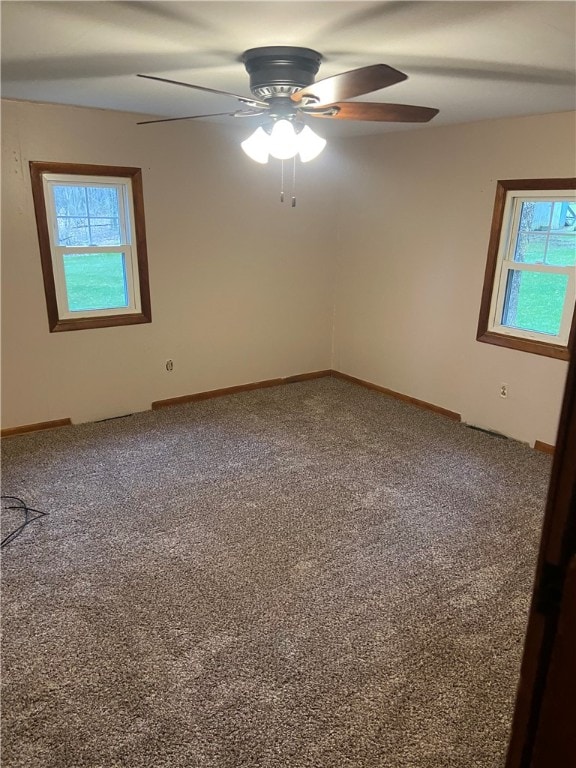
[1,378,551,768]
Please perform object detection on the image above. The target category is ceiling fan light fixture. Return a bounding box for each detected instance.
[242,121,327,165]
[297,125,327,163]
[240,126,270,164]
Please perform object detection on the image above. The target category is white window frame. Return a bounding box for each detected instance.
[488,190,576,346]
[478,179,576,361]
[42,174,142,320]
[30,162,151,333]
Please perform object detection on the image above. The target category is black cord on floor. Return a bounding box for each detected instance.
[1,496,48,549]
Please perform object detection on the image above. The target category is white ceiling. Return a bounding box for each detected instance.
[2,1,575,138]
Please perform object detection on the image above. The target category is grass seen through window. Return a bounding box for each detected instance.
[63,253,129,312]
[506,271,568,335]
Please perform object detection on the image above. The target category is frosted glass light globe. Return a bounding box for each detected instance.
[298,125,327,162]
[240,127,270,164]
[268,120,299,160]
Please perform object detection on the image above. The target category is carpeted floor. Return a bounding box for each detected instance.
[1,378,551,768]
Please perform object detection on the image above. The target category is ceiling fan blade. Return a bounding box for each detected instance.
[291,64,407,106]
[137,73,268,108]
[305,101,439,123]
[137,110,267,125]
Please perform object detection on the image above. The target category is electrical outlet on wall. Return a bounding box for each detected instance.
[500,383,508,399]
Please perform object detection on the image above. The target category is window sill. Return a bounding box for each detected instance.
[477,329,570,361]
[50,312,151,333]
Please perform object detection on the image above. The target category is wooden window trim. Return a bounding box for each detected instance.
[30,161,152,332]
[477,178,576,361]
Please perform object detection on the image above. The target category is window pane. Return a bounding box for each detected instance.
[514,233,547,264]
[551,201,574,233]
[546,234,576,267]
[54,184,122,246]
[514,204,576,265]
[565,202,576,229]
[53,185,87,217]
[501,269,568,336]
[518,201,552,233]
[63,253,129,311]
[86,186,119,217]
[56,217,90,246]
[87,217,121,246]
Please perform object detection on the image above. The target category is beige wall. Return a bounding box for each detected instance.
[1,99,337,426]
[332,111,575,446]
[2,100,574,445]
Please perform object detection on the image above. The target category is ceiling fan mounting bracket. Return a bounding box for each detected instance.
[242,46,322,100]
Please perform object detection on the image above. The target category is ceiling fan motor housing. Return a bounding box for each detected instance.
[242,46,322,99]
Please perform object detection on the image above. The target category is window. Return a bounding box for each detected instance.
[30,162,151,332]
[477,179,576,360]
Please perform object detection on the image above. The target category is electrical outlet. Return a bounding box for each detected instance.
[500,383,508,399]
[165,359,174,372]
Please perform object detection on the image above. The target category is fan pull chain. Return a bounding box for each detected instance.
[280,160,285,203]
[291,156,296,208]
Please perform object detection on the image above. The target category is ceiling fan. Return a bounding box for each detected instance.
[137,46,439,164]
